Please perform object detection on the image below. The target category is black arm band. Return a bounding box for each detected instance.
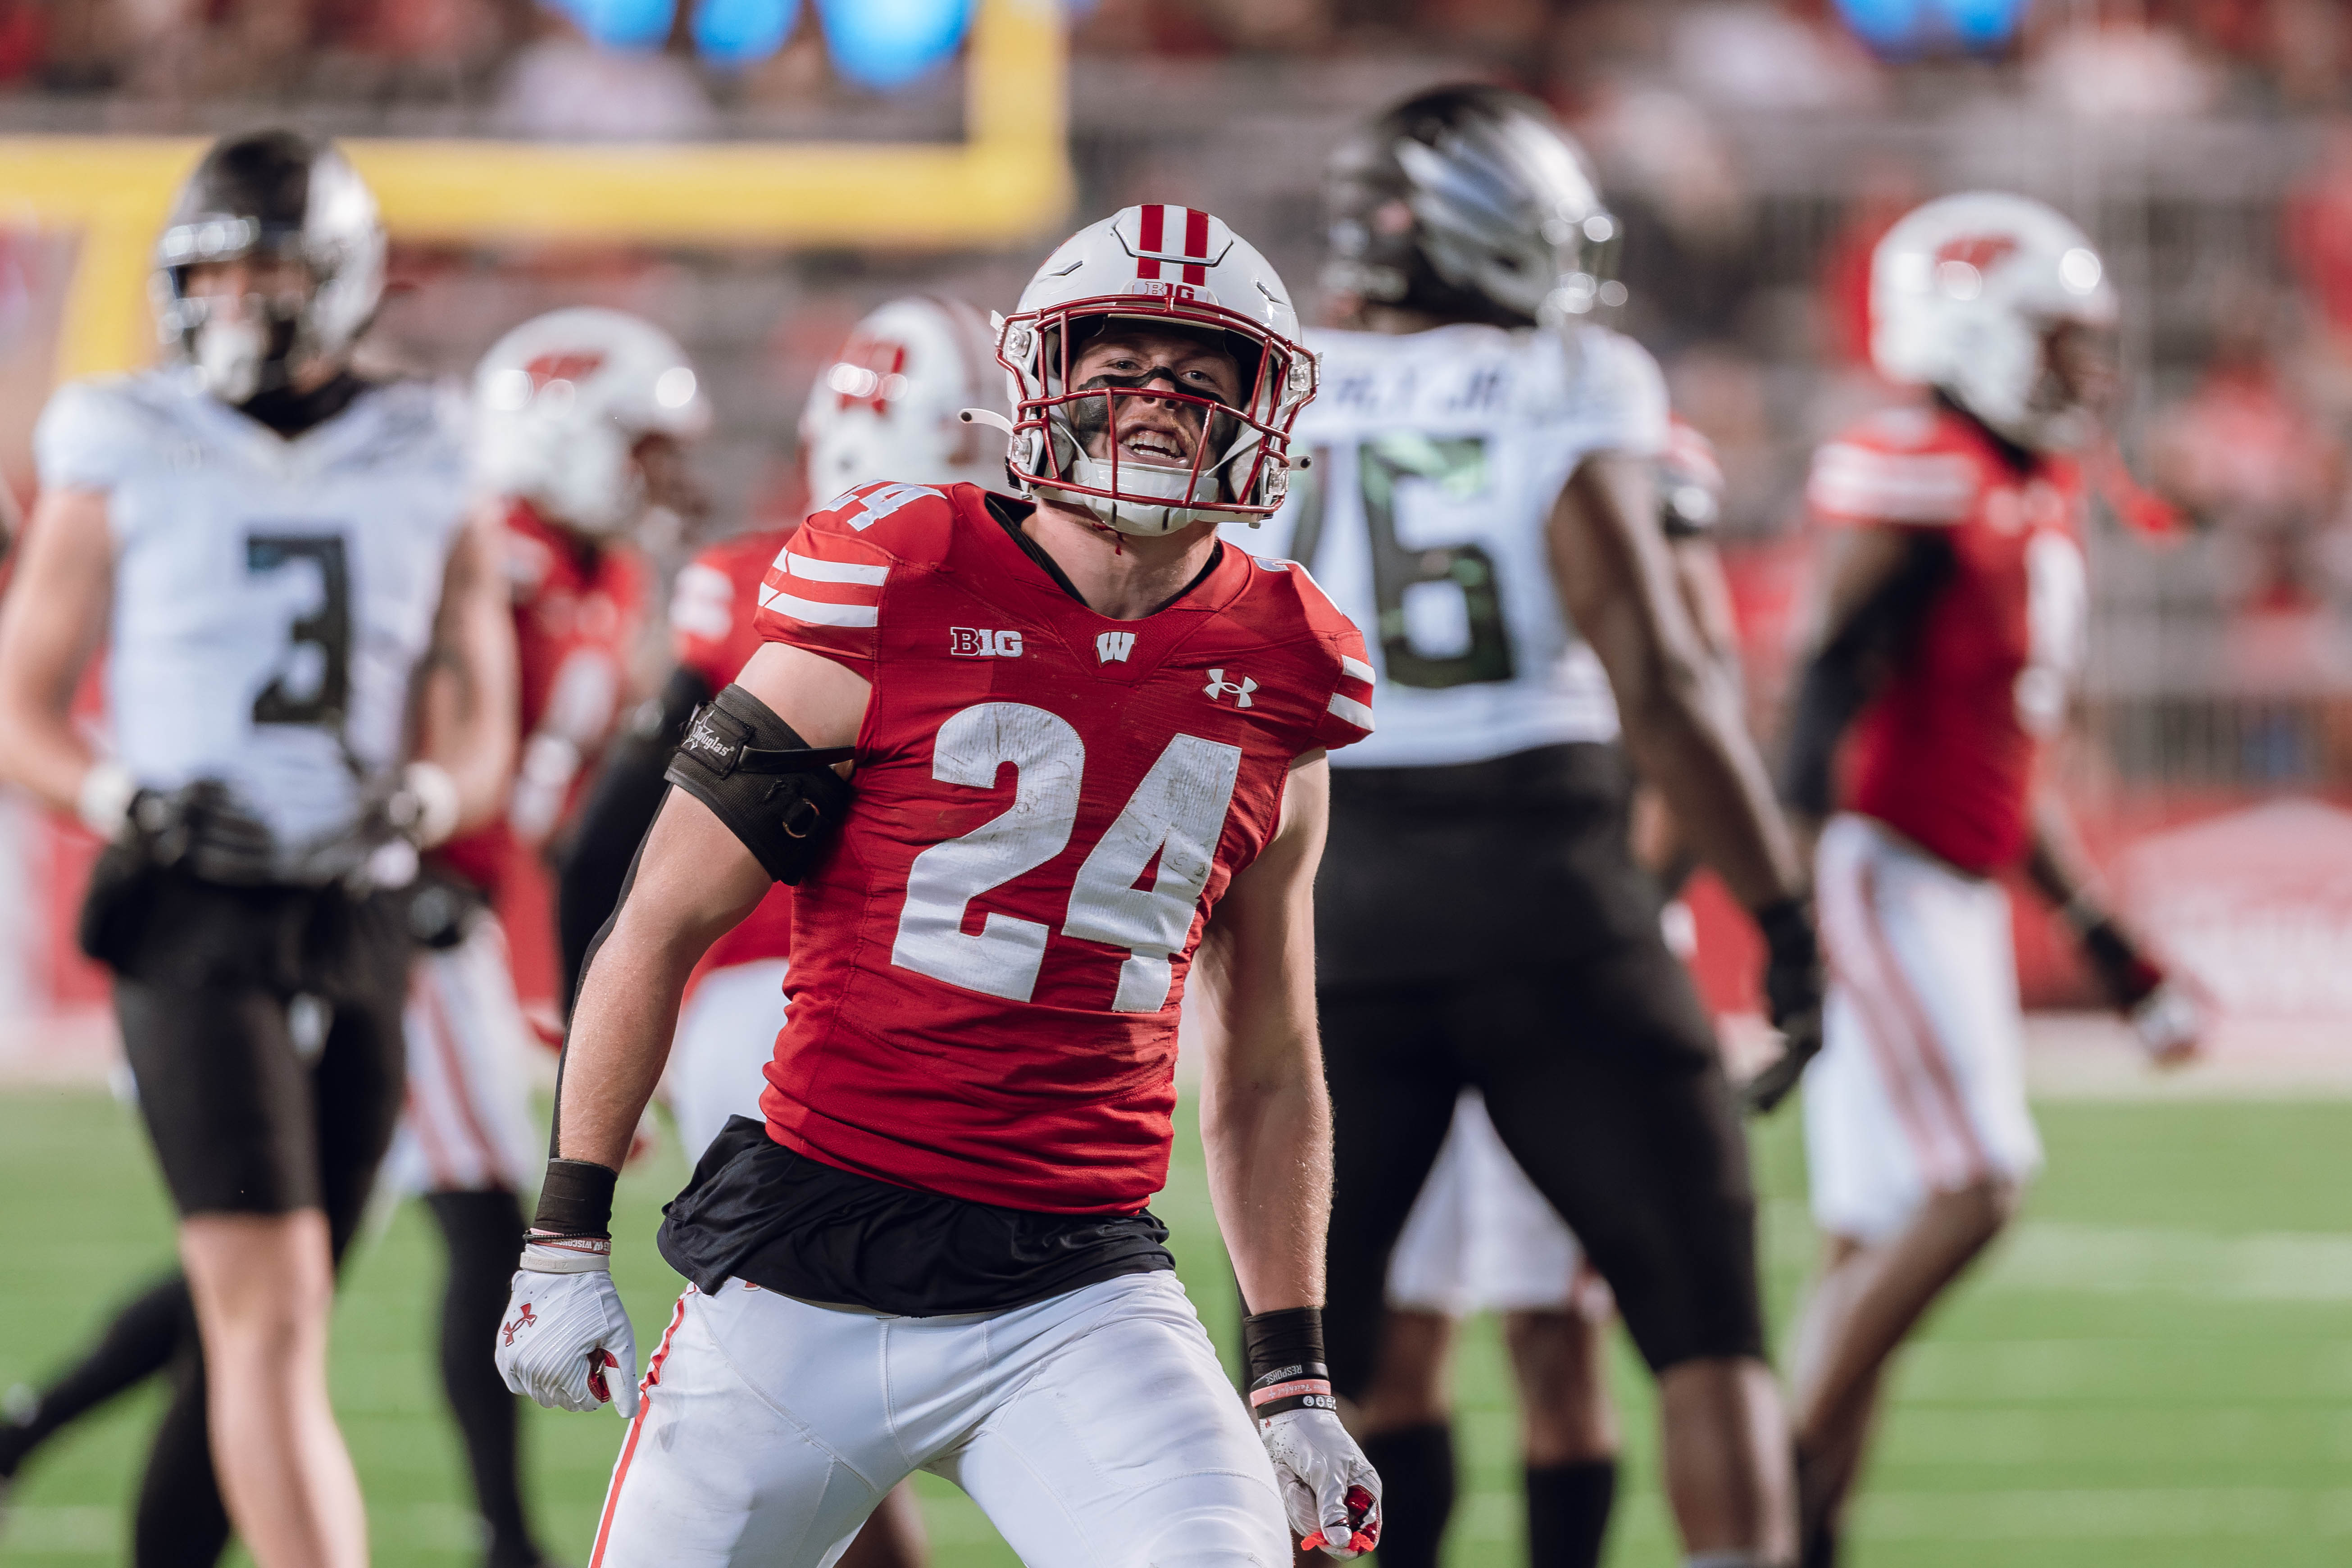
[1778,649,1870,818]
[531,1158,619,1239]
[1243,1307,1336,1419]
[662,683,856,886]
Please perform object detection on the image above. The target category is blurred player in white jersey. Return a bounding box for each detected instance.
[1776,194,2198,1568]
[1236,86,1825,1568]
[377,306,710,1568]
[0,130,515,1568]
[555,294,1005,1568]
[1364,419,1739,1568]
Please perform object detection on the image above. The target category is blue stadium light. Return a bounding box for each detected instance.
[1832,0,2028,56]
[556,0,678,51]
[694,0,802,66]
[817,0,976,89]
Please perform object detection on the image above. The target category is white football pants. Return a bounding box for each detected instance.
[591,1271,1289,1568]
[381,916,543,1195]
[1806,813,2043,1244]
[666,959,788,1169]
[1385,1089,1582,1315]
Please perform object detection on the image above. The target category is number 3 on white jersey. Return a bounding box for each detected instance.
[891,701,1243,1010]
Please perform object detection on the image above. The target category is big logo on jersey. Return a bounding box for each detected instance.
[890,703,1242,1013]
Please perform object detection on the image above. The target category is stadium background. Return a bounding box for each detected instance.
[3,0,2352,1562]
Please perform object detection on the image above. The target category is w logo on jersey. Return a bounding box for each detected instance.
[1096,631,1136,664]
[1203,669,1256,708]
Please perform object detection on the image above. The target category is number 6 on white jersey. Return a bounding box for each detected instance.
[890,701,1244,1010]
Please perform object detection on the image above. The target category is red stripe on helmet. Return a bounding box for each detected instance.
[1183,208,1210,284]
[1137,204,1165,282]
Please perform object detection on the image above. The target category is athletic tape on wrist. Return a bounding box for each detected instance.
[519,1234,614,1274]
[532,1157,618,1240]
[1243,1307,1336,1419]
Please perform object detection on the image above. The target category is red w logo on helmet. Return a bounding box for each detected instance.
[828,333,910,416]
[1934,235,2019,274]
[524,351,606,391]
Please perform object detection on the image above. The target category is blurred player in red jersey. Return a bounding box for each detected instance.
[1777,193,2201,1568]
[382,306,709,1568]
[557,294,1007,1568]
[499,205,1386,1567]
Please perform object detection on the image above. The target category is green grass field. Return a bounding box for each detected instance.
[3,1085,2349,1566]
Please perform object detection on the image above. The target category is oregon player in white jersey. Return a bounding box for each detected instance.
[1226,87,1824,1568]
[0,130,514,1568]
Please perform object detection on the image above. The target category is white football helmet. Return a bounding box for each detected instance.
[1871,191,2118,453]
[994,204,1316,536]
[473,308,711,537]
[800,295,1006,500]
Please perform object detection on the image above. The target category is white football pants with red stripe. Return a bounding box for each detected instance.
[591,1271,1289,1568]
[380,916,543,1196]
[1805,813,2043,1245]
[664,959,788,1171]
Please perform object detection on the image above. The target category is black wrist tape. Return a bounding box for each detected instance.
[1243,1307,1336,1420]
[532,1158,619,1240]
[1754,895,1814,960]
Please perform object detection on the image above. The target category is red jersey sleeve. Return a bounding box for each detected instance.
[670,527,792,693]
[1806,407,1982,529]
[751,482,953,676]
[1289,563,1377,753]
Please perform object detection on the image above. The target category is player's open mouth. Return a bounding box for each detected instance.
[1119,429,1188,463]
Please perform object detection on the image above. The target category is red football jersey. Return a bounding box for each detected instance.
[751,482,1374,1212]
[441,500,647,900]
[1807,404,2087,874]
[669,525,797,976]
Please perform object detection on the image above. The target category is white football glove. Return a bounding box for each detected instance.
[1260,1406,1382,1559]
[495,1236,640,1418]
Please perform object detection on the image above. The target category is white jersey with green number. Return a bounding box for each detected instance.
[35,368,469,854]
[1227,322,1668,769]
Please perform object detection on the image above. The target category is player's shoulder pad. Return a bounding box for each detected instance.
[1237,553,1376,749]
[1529,325,1670,458]
[1807,404,1983,526]
[794,480,962,568]
[355,376,469,472]
[34,373,178,493]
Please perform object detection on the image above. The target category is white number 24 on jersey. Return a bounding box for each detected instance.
[890,702,1243,1011]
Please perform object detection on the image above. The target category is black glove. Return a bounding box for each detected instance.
[127,779,279,885]
[1742,895,1825,1114]
[2075,913,2163,1012]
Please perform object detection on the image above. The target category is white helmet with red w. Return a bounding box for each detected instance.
[801,295,1006,500]
[1871,192,2117,453]
[473,307,712,536]
[992,203,1316,536]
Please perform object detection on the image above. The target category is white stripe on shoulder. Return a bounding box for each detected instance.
[766,591,879,628]
[786,550,889,586]
[1327,691,1375,731]
[1339,654,1375,684]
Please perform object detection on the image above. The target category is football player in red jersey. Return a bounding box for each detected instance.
[498,206,1385,1567]
[1778,193,2200,1568]
[384,306,708,1568]
[556,293,1007,1568]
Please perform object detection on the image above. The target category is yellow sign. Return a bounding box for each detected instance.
[0,0,1069,381]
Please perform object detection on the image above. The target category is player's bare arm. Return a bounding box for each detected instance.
[414,499,523,835]
[1550,452,1799,909]
[1549,449,1824,1109]
[1190,748,1334,1315]
[2023,779,2199,1063]
[0,486,113,813]
[557,640,866,1167]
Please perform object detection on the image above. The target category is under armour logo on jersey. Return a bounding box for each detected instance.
[1203,669,1256,708]
[502,1303,537,1346]
[1096,631,1136,664]
[951,627,1023,658]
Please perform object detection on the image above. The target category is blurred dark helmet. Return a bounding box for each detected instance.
[150,128,386,402]
[1324,84,1619,329]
